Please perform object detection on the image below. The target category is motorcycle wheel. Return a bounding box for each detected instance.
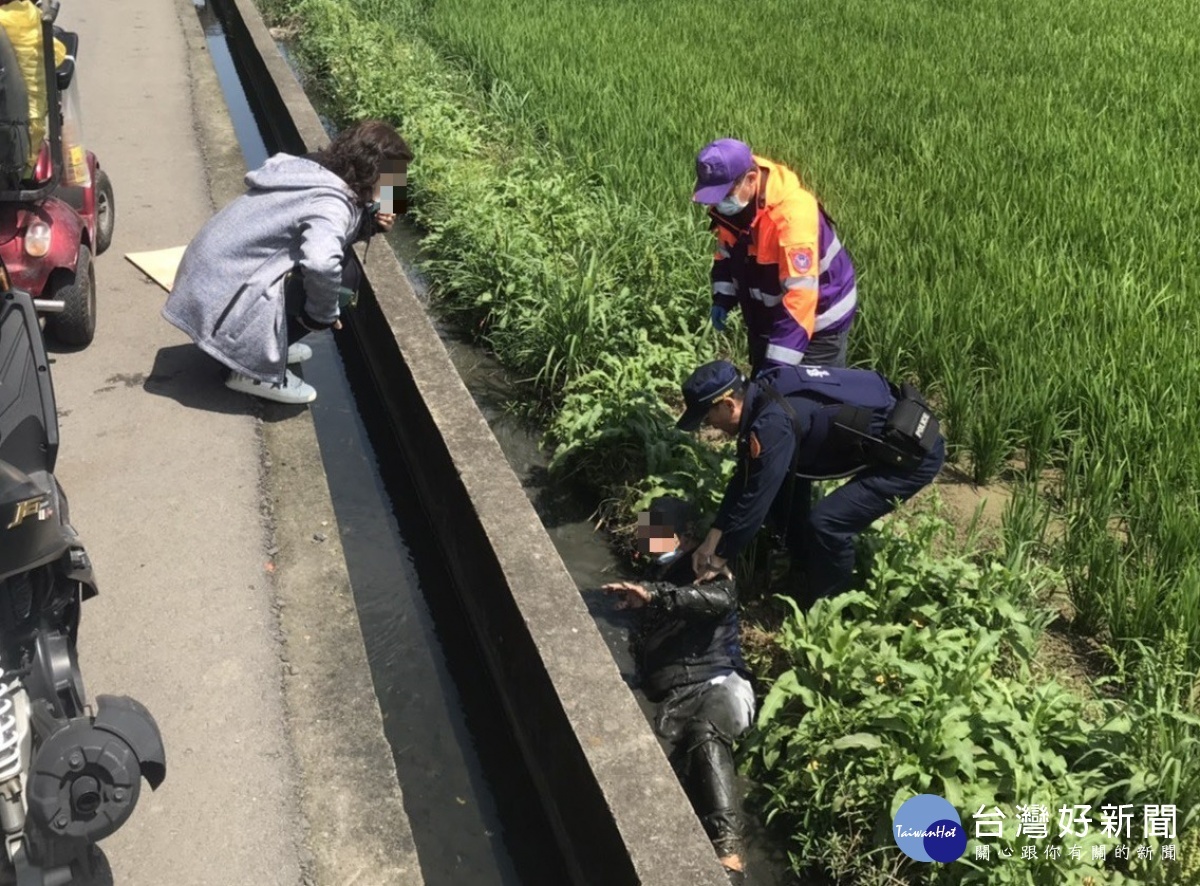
[70,844,112,885]
[47,246,97,347]
[93,169,115,257]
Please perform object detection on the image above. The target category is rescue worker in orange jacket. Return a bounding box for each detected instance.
[693,139,858,374]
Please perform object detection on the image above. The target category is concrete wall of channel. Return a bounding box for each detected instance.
[227,0,735,882]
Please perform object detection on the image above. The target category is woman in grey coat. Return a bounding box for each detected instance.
[163,120,412,403]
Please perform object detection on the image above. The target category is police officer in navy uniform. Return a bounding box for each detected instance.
[675,360,945,606]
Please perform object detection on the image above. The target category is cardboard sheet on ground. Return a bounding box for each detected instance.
[125,246,187,292]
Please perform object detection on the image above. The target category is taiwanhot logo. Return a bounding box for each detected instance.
[893,794,967,863]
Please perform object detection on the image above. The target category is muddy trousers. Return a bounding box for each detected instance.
[783,435,946,607]
[654,675,754,858]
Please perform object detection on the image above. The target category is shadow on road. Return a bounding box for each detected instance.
[143,344,257,416]
[73,846,115,886]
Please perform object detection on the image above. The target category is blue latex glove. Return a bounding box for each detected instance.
[710,305,729,332]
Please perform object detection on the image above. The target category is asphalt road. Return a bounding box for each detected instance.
[35,0,371,882]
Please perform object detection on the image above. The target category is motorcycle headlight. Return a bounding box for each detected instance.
[24,222,52,258]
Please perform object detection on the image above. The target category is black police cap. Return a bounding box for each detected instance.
[676,360,743,431]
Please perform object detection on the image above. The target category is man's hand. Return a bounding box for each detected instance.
[601,581,651,610]
[710,304,728,332]
[694,553,730,583]
[691,527,722,576]
[375,212,397,233]
[691,527,731,582]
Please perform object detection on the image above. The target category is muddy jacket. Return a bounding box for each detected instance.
[163,154,364,384]
[713,364,898,559]
[709,156,857,369]
[632,552,749,702]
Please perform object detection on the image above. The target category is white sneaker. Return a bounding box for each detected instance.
[287,342,313,364]
[226,369,317,404]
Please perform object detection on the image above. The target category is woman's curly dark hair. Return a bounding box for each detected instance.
[316,119,413,205]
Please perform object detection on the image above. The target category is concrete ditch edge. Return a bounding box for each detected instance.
[181,1,425,883]
[232,0,735,883]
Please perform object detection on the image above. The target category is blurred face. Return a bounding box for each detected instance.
[635,513,679,556]
[373,161,410,213]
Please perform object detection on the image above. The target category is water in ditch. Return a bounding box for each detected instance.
[196,3,569,884]
[382,230,797,886]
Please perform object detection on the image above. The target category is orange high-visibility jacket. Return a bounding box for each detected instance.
[709,156,857,370]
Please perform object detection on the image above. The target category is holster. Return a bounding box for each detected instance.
[874,383,940,470]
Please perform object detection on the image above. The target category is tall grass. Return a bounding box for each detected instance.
[260,0,1200,878]
[410,0,1200,663]
[268,0,1200,664]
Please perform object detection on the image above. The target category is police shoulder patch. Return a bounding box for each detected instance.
[787,246,815,275]
[748,432,763,458]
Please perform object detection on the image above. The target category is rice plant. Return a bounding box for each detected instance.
[265,0,1200,878]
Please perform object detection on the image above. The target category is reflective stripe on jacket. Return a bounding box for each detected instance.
[709,156,857,368]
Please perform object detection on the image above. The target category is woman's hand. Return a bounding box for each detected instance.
[375,212,397,233]
[297,311,342,332]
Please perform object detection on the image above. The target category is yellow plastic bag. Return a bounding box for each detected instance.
[0,1,46,173]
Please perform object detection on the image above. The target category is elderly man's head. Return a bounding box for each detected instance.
[635,496,697,556]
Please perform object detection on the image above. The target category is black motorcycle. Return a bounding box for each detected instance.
[0,285,164,884]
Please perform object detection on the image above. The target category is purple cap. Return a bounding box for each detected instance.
[693,139,754,204]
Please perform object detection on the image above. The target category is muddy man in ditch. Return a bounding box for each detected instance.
[602,496,754,884]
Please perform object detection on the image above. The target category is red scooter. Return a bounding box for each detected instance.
[0,0,113,347]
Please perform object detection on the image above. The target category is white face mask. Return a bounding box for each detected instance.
[714,191,750,216]
[654,548,684,566]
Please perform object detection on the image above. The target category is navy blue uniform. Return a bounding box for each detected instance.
[713,364,945,605]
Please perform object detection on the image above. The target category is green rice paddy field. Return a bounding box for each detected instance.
[374,0,1200,675]
[265,0,1200,880]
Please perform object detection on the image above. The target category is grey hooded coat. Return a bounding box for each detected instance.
[163,154,364,384]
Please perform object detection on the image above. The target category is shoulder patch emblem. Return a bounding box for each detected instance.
[748,432,763,459]
[788,246,815,275]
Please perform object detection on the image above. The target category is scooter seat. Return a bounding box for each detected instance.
[52,26,76,91]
